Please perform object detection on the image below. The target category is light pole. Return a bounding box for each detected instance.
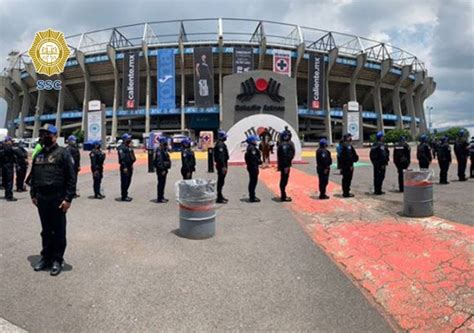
[426,106,433,133]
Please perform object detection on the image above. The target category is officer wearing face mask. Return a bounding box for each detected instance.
[437,136,452,185]
[339,133,359,198]
[0,136,21,201]
[89,141,106,199]
[214,130,230,204]
[417,134,432,169]
[245,135,262,203]
[118,133,136,202]
[66,135,81,197]
[30,124,76,276]
[370,131,390,195]
[277,130,295,202]
[153,137,171,203]
[316,138,332,199]
[393,136,411,192]
[15,140,29,192]
[180,138,195,180]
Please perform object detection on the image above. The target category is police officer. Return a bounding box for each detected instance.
[370,131,390,195]
[417,134,432,169]
[153,137,171,203]
[437,136,451,185]
[454,130,469,181]
[15,140,29,192]
[245,135,262,202]
[118,133,136,201]
[66,135,81,197]
[30,124,76,276]
[0,136,19,201]
[340,133,359,198]
[180,138,196,180]
[316,138,332,199]
[214,130,230,204]
[89,141,106,199]
[393,136,411,192]
[277,130,295,201]
[469,136,474,178]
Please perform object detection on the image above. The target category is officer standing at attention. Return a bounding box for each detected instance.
[118,133,136,202]
[214,130,230,204]
[316,138,332,199]
[454,130,469,181]
[30,124,76,276]
[393,136,411,192]
[89,141,106,199]
[277,130,295,201]
[469,136,474,178]
[339,133,359,198]
[66,135,81,197]
[180,138,196,180]
[15,140,29,192]
[153,137,172,203]
[417,134,432,169]
[437,136,452,184]
[370,131,390,195]
[245,135,262,202]
[0,136,20,201]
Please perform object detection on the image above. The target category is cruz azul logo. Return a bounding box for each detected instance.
[237,77,285,103]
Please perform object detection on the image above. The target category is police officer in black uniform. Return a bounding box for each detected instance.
[454,130,469,181]
[340,133,359,198]
[316,138,332,199]
[214,130,230,204]
[66,135,81,197]
[277,130,295,201]
[370,131,390,195]
[89,140,106,198]
[437,136,452,184]
[30,124,76,276]
[153,137,171,203]
[469,136,474,178]
[15,140,29,192]
[245,135,262,202]
[118,133,136,201]
[393,136,411,192]
[0,136,19,201]
[417,134,432,169]
[180,138,196,180]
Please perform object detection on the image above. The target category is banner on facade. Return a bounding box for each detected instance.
[87,100,103,142]
[157,49,176,109]
[347,111,360,141]
[272,49,291,76]
[308,54,324,110]
[193,47,214,107]
[122,51,140,109]
[233,47,253,74]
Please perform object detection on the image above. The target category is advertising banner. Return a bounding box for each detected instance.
[122,51,140,109]
[347,111,360,141]
[193,47,214,107]
[272,49,291,76]
[87,111,102,142]
[233,47,253,74]
[308,54,324,110]
[157,49,176,109]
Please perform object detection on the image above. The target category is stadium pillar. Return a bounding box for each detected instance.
[407,71,424,137]
[142,41,151,134]
[415,76,434,134]
[373,58,392,132]
[107,46,119,139]
[55,85,65,137]
[392,65,411,130]
[218,18,224,126]
[77,51,90,133]
[325,48,338,144]
[32,90,45,139]
[3,75,21,137]
[179,34,185,132]
[349,53,367,102]
[257,22,267,70]
[9,69,28,138]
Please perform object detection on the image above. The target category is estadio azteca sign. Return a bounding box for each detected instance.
[235,77,285,111]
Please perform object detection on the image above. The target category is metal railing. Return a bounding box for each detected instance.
[4,18,426,73]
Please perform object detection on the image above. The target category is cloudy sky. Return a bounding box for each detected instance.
[0,0,473,132]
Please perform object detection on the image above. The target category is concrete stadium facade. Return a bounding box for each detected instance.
[0,18,435,143]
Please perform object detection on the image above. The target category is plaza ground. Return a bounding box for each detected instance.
[0,147,472,332]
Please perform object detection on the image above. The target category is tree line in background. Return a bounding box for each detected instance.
[369,127,471,144]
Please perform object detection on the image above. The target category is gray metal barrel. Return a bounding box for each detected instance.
[176,179,217,239]
[403,169,434,217]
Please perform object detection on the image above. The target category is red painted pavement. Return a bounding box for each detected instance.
[259,166,474,332]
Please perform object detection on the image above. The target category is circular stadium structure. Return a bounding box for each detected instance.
[0,18,435,143]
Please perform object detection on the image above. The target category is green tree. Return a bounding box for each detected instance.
[71,129,84,143]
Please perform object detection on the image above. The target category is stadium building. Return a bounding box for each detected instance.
[0,18,435,143]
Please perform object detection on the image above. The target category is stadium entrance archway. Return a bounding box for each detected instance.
[226,114,302,164]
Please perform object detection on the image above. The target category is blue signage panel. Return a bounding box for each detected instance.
[157,49,176,109]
